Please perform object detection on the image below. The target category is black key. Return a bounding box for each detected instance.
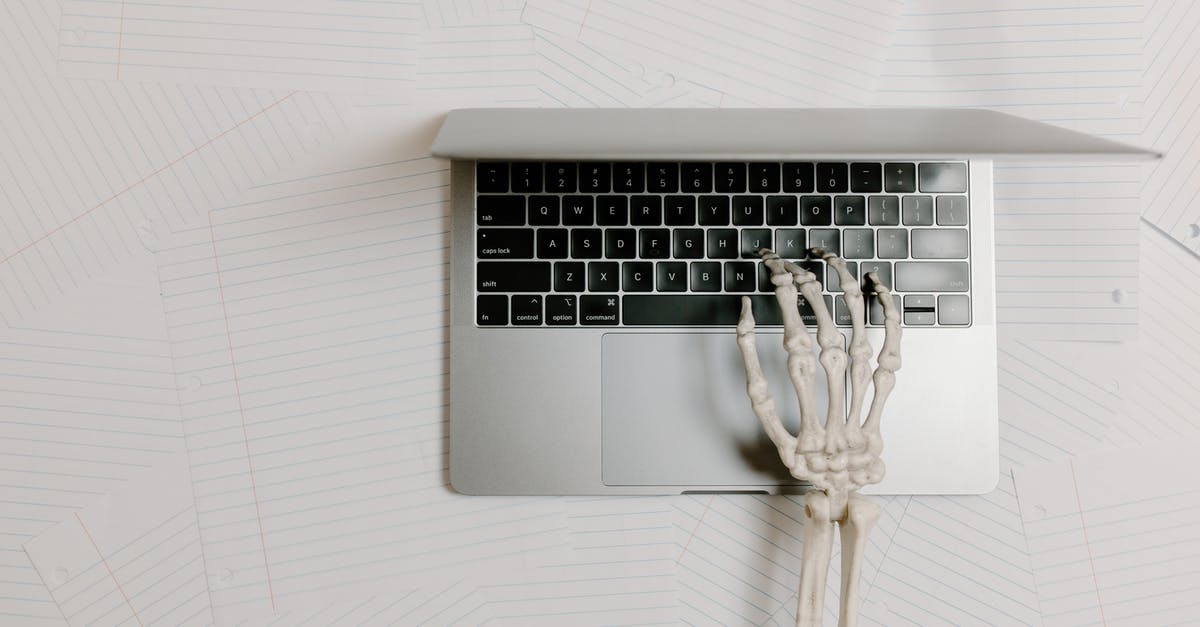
[868,294,901,326]
[902,196,934,226]
[868,195,900,225]
[554,261,585,292]
[477,229,533,259]
[681,163,712,192]
[657,262,688,292]
[673,229,705,259]
[826,261,858,293]
[809,229,839,256]
[877,228,909,259]
[938,294,971,325]
[775,229,805,259]
[800,196,832,226]
[622,262,653,292]
[528,195,559,225]
[740,229,772,258]
[622,294,830,326]
[546,295,578,325]
[782,162,815,192]
[613,162,644,192]
[842,229,874,259]
[758,264,775,292]
[919,162,968,193]
[630,195,663,226]
[596,196,628,226]
[849,162,882,193]
[511,162,542,193]
[707,229,739,259]
[664,196,696,225]
[579,162,610,193]
[477,261,550,292]
[936,196,969,226]
[605,229,637,259]
[834,295,852,326]
[477,162,508,192]
[690,262,722,292]
[581,295,619,325]
[477,294,507,325]
[647,162,678,193]
[884,162,916,193]
[537,228,568,259]
[588,262,620,291]
[639,229,670,259]
[477,195,524,226]
[546,163,576,192]
[748,163,780,192]
[834,196,866,226]
[766,196,798,226]
[912,229,968,259]
[715,162,746,192]
[725,262,757,292]
[895,262,969,292]
[511,295,543,325]
[732,196,764,225]
[816,162,847,192]
[860,260,893,290]
[698,196,731,225]
[571,229,602,259]
[562,195,594,225]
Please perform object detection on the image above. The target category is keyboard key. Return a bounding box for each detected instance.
[732,196,764,225]
[834,295,852,326]
[691,262,722,292]
[799,260,825,289]
[919,162,968,192]
[639,229,670,259]
[707,229,739,259]
[477,294,507,325]
[868,294,901,326]
[904,311,935,325]
[511,162,542,192]
[571,229,602,259]
[477,261,550,292]
[622,262,653,292]
[936,195,969,225]
[938,294,971,325]
[895,262,969,292]
[884,162,916,192]
[868,196,899,225]
[725,262,758,292]
[656,262,688,292]
[596,196,628,226]
[546,163,576,192]
[477,229,533,259]
[630,195,663,225]
[562,195,594,225]
[588,262,620,291]
[740,229,772,258]
[546,295,578,325]
[842,229,874,259]
[698,196,731,225]
[835,196,866,225]
[809,229,839,256]
[554,262,585,292]
[904,294,935,311]
[673,229,705,259]
[665,196,696,225]
[826,261,857,293]
[766,196,798,226]
[902,195,933,226]
[758,264,774,292]
[579,162,610,193]
[581,295,620,325]
[783,162,815,192]
[613,162,644,192]
[715,162,746,192]
[860,260,893,290]
[477,195,524,226]
[877,229,908,259]
[537,228,568,259]
[477,162,508,192]
[622,294,830,326]
[800,196,832,226]
[849,162,882,193]
[748,163,780,192]
[647,162,678,193]
[681,163,712,192]
[512,295,543,325]
[528,195,559,225]
[912,229,968,259]
[816,162,848,192]
[605,229,637,259]
[775,229,806,259]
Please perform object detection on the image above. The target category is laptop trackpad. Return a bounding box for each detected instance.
[602,332,830,486]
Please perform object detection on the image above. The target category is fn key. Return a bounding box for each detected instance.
[477,295,507,325]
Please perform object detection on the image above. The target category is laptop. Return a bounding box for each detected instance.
[431,108,1157,495]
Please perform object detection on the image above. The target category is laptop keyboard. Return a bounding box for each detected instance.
[473,161,972,328]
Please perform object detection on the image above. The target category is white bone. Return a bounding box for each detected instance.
[760,251,825,455]
[797,491,834,627]
[837,493,881,627]
[736,296,798,468]
[824,253,870,451]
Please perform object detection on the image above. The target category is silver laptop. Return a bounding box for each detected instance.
[431,108,1157,496]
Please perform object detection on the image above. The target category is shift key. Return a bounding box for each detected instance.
[895,262,969,292]
[477,261,551,292]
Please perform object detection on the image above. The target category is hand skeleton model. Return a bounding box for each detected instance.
[736,249,901,627]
